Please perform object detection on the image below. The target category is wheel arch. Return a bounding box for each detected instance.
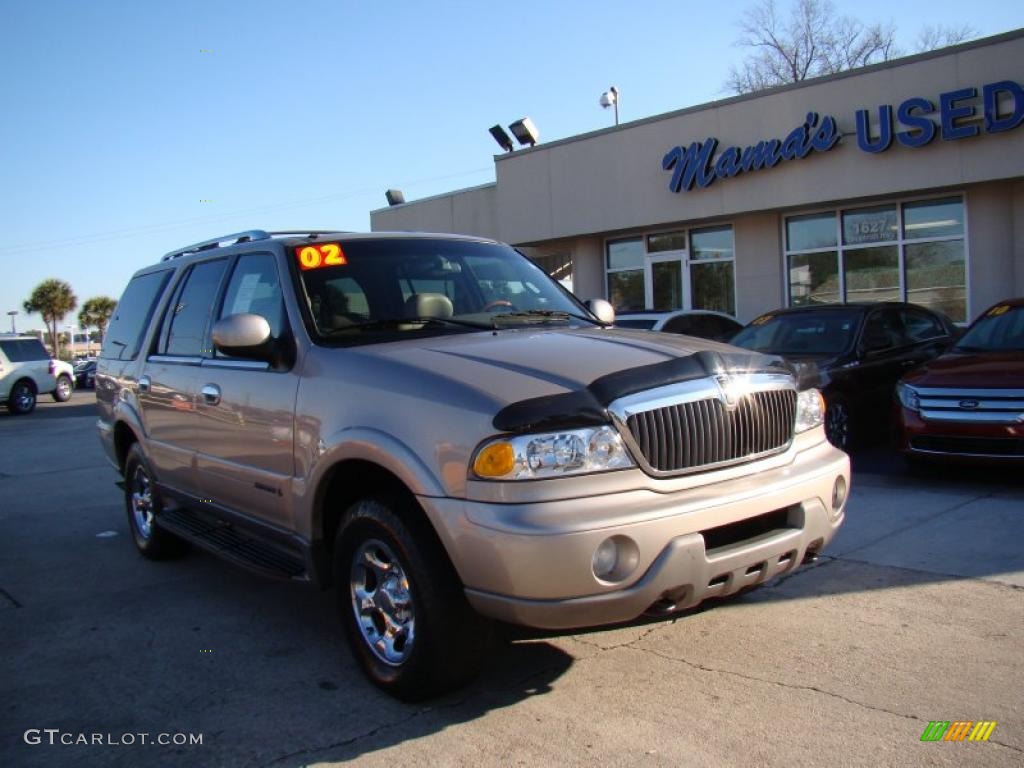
[310,458,449,589]
[10,376,37,395]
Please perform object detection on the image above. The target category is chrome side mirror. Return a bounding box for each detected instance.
[585,298,616,325]
[212,314,272,359]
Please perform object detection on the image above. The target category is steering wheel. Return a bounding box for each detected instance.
[483,299,517,312]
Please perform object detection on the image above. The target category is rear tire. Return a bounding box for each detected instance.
[334,496,490,701]
[123,444,188,560]
[52,374,73,402]
[7,379,36,415]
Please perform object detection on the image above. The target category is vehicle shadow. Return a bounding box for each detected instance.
[26,402,97,420]
[290,634,574,766]
[0,399,97,421]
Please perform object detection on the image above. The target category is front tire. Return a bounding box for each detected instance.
[825,394,855,451]
[334,496,490,701]
[52,374,73,402]
[7,379,36,415]
[123,444,188,560]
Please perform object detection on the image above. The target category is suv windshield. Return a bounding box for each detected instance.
[732,310,861,356]
[954,304,1024,353]
[295,238,593,342]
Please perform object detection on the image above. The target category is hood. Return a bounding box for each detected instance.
[357,327,787,431]
[903,351,1024,388]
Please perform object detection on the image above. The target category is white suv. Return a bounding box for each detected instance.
[0,336,74,414]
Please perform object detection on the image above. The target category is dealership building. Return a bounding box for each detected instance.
[371,30,1024,325]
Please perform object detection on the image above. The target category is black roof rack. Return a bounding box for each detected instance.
[161,230,270,261]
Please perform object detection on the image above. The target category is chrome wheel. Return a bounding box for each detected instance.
[350,539,415,666]
[56,376,71,400]
[826,401,850,450]
[11,382,35,413]
[130,466,154,540]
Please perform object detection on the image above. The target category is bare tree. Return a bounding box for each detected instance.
[915,23,978,52]
[726,0,976,94]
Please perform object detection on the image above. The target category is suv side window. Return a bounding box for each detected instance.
[161,260,227,357]
[900,308,945,344]
[101,270,172,361]
[216,254,285,352]
[0,338,48,362]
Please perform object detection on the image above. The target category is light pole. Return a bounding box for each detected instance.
[6,311,16,334]
[599,86,620,126]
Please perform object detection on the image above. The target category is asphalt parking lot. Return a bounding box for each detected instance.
[1,391,1022,767]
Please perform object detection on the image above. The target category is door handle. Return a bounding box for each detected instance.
[201,384,221,405]
[138,375,151,392]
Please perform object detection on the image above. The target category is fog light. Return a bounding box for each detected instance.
[593,538,618,579]
[832,475,848,514]
[591,536,640,582]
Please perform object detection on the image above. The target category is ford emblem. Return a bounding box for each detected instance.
[959,399,980,409]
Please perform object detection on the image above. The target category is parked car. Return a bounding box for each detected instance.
[97,229,849,699]
[896,298,1024,464]
[0,335,74,414]
[615,310,743,342]
[74,359,97,389]
[730,302,957,450]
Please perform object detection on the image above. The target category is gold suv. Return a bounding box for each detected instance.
[96,230,849,700]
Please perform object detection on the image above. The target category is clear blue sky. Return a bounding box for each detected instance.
[1,0,1020,332]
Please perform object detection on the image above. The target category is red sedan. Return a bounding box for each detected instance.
[896,298,1024,463]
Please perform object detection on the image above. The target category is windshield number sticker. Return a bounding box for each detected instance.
[297,244,346,271]
[751,314,773,326]
[987,305,1009,317]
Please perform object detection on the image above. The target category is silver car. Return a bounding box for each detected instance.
[97,230,849,700]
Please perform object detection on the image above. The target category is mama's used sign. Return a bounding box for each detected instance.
[662,80,1023,193]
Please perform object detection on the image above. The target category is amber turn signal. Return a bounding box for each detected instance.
[473,442,515,478]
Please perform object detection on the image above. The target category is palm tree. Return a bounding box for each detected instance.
[24,279,78,359]
[79,296,118,348]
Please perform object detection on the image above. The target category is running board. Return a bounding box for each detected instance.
[157,505,308,581]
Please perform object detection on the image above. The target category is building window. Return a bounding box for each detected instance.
[531,253,573,292]
[784,196,967,322]
[605,226,736,315]
[690,226,736,315]
[606,238,645,311]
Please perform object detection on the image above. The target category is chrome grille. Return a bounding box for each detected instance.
[624,389,797,473]
[916,387,1024,424]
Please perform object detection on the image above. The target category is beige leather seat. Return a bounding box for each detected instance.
[404,293,454,318]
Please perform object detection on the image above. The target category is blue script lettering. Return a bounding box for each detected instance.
[663,113,838,193]
[662,139,718,193]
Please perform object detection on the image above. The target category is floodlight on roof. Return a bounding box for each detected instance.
[508,117,539,147]
[385,189,405,206]
[489,124,515,152]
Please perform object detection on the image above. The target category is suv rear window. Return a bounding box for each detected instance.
[102,270,172,361]
[0,338,48,362]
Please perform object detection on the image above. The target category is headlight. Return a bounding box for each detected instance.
[472,425,635,480]
[895,382,919,412]
[795,388,825,433]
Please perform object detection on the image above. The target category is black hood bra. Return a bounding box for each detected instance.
[493,350,795,433]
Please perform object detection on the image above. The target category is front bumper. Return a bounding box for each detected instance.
[898,407,1024,463]
[419,438,849,630]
